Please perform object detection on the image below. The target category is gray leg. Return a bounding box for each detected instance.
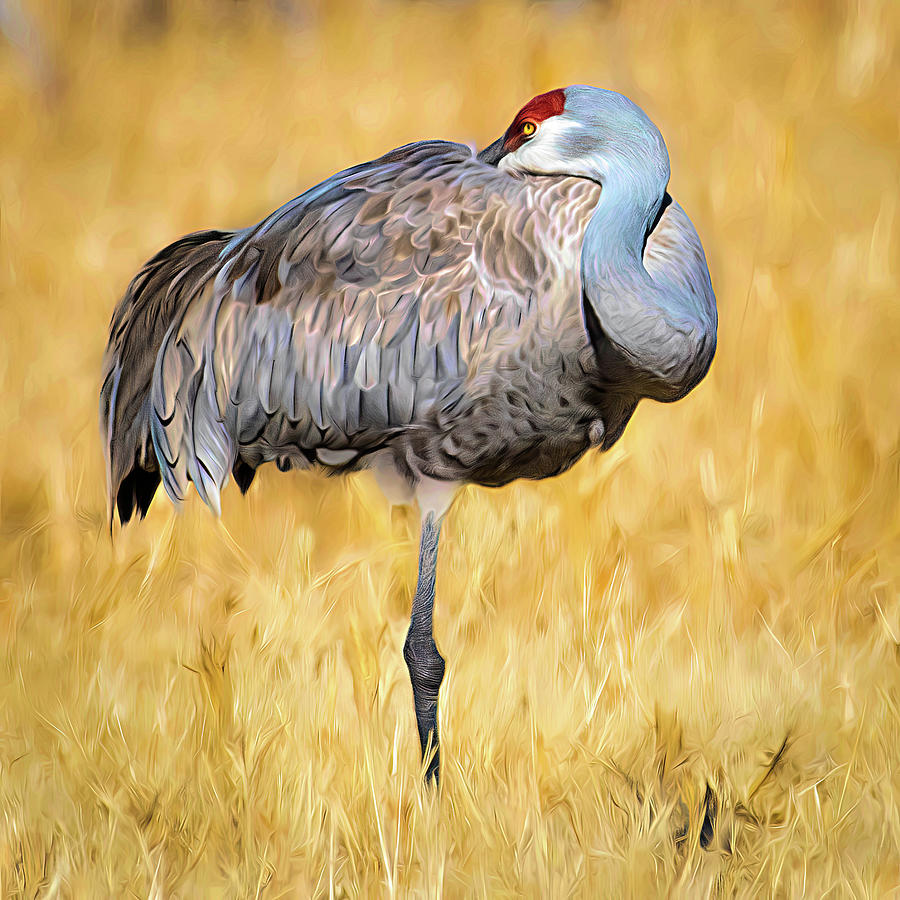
[403,512,445,784]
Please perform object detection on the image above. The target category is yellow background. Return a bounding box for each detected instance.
[1,0,898,894]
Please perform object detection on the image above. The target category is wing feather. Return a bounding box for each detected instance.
[145,144,489,506]
[105,140,547,517]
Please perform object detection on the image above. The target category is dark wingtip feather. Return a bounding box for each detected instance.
[115,467,161,525]
[232,459,257,494]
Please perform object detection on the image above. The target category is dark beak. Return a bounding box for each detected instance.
[477,135,508,166]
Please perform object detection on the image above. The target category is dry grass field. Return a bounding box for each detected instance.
[1,0,899,895]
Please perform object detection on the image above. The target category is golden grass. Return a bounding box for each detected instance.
[1,0,898,894]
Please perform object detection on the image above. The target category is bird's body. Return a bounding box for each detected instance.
[101,86,717,782]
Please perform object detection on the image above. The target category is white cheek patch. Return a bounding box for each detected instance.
[499,117,587,177]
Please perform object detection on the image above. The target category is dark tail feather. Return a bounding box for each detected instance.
[116,467,161,524]
[100,229,233,527]
[232,459,257,495]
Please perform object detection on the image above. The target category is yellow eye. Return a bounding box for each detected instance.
[522,121,536,136]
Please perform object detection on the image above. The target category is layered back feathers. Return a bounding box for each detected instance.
[99,142,572,525]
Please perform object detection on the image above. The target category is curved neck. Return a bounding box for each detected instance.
[586,164,665,264]
[581,173,717,402]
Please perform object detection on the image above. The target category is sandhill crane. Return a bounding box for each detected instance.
[100,86,717,784]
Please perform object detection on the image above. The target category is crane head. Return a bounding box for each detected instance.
[478,85,670,211]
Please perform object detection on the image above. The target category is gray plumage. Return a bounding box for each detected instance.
[100,85,717,782]
[100,139,714,521]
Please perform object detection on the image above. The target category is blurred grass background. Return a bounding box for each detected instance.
[1,0,898,895]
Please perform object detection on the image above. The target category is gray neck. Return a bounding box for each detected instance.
[586,163,664,262]
[581,164,717,402]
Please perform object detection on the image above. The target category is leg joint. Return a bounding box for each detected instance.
[403,633,445,693]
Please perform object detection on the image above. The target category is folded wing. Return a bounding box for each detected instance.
[102,141,502,522]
